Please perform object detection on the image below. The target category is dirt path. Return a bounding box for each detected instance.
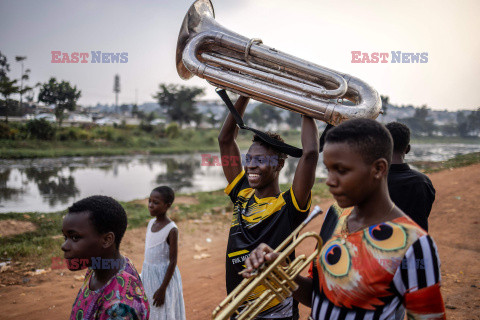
[0,164,479,319]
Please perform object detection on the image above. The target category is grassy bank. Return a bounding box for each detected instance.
[0,182,330,268]
[0,125,306,159]
[412,152,480,173]
[3,124,478,159]
[410,136,480,144]
[0,128,221,159]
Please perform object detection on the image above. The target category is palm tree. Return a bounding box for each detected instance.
[15,56,30,109]
[0,52,20,123]
[0,78,20,123]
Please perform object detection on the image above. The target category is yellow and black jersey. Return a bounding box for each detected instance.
[224,170,311,314]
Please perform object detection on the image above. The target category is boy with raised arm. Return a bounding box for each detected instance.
[218,96,319,319]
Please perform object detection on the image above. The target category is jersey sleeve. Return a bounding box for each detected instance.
[224,170,249,203]
[392,235,446,319]
[281,187,311,227]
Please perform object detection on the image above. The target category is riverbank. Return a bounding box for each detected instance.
[0,181,330,269]
[1,126,479,159]
[0,127,306,159]
[0,162,479,319]
[0,127,222,159]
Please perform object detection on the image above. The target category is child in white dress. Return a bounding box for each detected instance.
[141,186,186,320]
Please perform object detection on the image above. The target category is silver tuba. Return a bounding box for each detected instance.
[176,0,381,125]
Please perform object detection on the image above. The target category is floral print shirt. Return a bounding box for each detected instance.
[70,257,149,320]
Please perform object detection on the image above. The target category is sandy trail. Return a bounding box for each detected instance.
[0,164,479,319]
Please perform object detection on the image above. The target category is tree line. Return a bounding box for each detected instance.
[153,85,480,138]
[1,49,478,138]
[0,51,82,126]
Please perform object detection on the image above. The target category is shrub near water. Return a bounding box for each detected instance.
[56,127,92,141]
[25,119,56,140]
[0,122,14,139]
[166,122,180,139]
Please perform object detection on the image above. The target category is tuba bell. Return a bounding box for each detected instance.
[176,0,381,125]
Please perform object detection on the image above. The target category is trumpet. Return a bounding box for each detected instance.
[176,0,381,125]
[212,206,323,320]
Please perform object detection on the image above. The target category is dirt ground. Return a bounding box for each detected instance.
[0,164,479,319]
[0,219,37,237]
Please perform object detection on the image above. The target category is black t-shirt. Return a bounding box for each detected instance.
[387,163,435,231]
[224,170,311,313]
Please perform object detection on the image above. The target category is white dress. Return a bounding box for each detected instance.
[141,220,186,320]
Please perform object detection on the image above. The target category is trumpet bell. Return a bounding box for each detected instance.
[211,206,324,320]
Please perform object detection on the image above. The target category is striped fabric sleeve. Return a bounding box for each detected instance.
[392,235,446,319]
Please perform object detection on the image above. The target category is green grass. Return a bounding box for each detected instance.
[411,136,480,144]
[412,152,480,173]
[2,127,478,159]
[0,191,233,267]
[0,201,157,267]
[0,211,66,267]
[0,128,304,159]
[0,130,219,159]
[0,182,329,268]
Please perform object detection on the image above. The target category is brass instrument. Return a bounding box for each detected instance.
[176,0,381,125]
[211,206,323,320]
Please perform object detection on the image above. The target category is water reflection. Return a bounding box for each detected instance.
[155,157,198,191]
[0,169,23,202]
[23,167,80,206]
[0,143,479,213]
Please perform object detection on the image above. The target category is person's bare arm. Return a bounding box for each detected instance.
[153,228,178,307]
[292,275,313,307]
[291,116,319,209]
[218,96,250,184]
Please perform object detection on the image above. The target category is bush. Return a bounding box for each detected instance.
[166,122,180,139]
[0,122,13,139]
[57,127,77,141]
[26,119,56,140]
[181,129,194,140]
[94,126,115,141]
[153,125,166,138]
[139,120,153,133]
[78,130,92,141]
[114,134,130,144]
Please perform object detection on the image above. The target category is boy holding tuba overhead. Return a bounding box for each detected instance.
[218,95,319,319]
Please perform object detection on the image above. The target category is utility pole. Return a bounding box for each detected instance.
[113,74,120,112]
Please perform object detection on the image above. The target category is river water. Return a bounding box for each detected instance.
[1,143,479,213]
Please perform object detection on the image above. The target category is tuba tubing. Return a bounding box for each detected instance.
[176,0,381,125]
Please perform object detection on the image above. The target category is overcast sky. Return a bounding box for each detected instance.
[1,0,479,111]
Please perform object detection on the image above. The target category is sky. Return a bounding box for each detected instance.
[1,0,479,111]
